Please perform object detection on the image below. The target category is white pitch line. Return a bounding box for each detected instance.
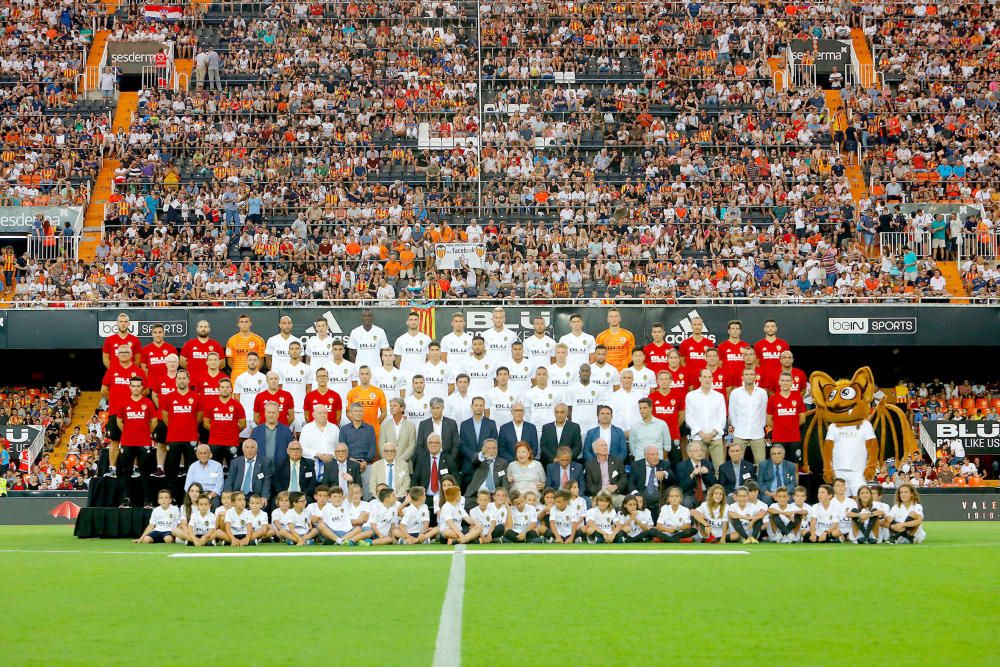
[433,545,466,667]
[168,548,750,559]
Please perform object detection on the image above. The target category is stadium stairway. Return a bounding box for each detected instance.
[766,57,786,91]
[824,91,867,206]
[50,391,103,470]
[174,58,193,91]
[939,263,970,302]
[79,92,137,261]
[84,30,110,92]
[851,27,876,87]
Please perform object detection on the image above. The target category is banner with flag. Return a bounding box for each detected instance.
[414,307,436,339]
[433,243,487,270]
[144,4,183,20]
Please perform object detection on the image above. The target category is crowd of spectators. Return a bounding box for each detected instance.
[0,0,996,305]
[0,382,82,491]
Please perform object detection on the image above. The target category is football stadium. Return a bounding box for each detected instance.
[2,0,999,664]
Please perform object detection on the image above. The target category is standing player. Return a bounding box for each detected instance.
[568,365,601,435]
[589,345,621,400]
[304,317,336,370]
[180,320,225,384]
[345,366,388,435]
[768,350,808,398]
[393,312,432,374]
[728,347,762,393]
[754,319,790,390]
[265,315,297,375]
[642,322,672,376]
[486,368,518,428]
[233,352,267,436]
[347,309,390,370]
[440,312,473,366]
[648,371,683,458]
[304,368,344,424]
[101,346,147,478]
[404,376,431,423]
[462,336,494,399]
[522,315,556,377]
[160,368,202,492]
[663,349,692,397]
[149,353,181,477]
[321,341,357,409]
[102,312,142,368]
[225,314,266,381]
[558,313,596,371]
[503,341,533,398]
[372,348,405,402]
[202,378,246,465]
[253,371,295,427]
[524,367,560,434]
[627,348,657,395]
[702,348,727,395]
[546,343,576,396]
[767,372,807,464]
[595,307,635,371]
[279,341,312,432]
[140,323,177,389]
[678,316,712,378]
[717,320,751,389]
[482,307,518,367]
[116,377,158,488]
[194,352,228,400]
[418,342,455,401]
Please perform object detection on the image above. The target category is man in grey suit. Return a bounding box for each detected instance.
[462,439,508,509]
[756,444,798,504]
[224,439,272,505]
[379,398,416,463]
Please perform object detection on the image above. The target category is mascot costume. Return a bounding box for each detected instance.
[801,367,917,495]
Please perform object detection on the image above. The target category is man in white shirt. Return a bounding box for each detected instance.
[503,341,534,397]
[348,309,390,370]
[589,345,621,400]
[486,368,518,428]
[299,404,339,479]
[568,364,601,434]
[393,312,432,374]
[320,340,357,409]
[280,341,313,432]
[372,347,404,402]
[546,343,576,394]
[524,366,561,434]
[404,376,432,423]
[462,336,494,398]
[728,367,769,464]
[440,312,473,365]
[444,374,473,424]
[304,317,336,368]
[265,315,296,374]
[419,342,455,401]
[481,307,517,366]
[628,348,657,395]
[685,368,728,468]
[522,315,556,375]
[234,352,267,436]
[609,369,643,436]
[558,313,596,370]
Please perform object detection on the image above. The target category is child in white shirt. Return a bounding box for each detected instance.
[619,494,654,542]
[283,492,318,546]
[366,487,401,545]
[214,491,233,532]
[887,483,926,543]
[219,491,252,547]
[727,487,763,543]
[767,487,801,543]
[317,486,353,545]
[808,484,843,543]
[397,486,438,544]
[185,494,217,547]
[871,486,892,543]
[692,484,728,543]
[584,491,623,543]
[504,489,542,543]
[135,490,183,544]
[832,478,858,538]
[439,486,482,545]
[341,483,371,544]
[548,489,579,543]
[846,486,885,544]
[654,486,696,542]
[247,494,273,543]
[271,491,294,539]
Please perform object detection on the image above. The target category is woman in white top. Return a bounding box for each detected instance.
[887,483,926,543]
[505,442,545,495]
[692,484,728,543]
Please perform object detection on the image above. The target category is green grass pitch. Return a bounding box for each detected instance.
[4,523,999,666]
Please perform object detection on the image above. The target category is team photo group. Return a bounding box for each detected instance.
[99,307,925,548]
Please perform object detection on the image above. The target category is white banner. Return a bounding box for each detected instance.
[434,243,486,270]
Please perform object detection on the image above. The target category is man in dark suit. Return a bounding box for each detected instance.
[582,406,628,461]
[416,398,459,459]
[584,437,627,503]
[756,443,798,504]
[272,440,317,499]
[539,403,582,465]
[223,439,273,504]
[498,402,538,461]
[322,442,362,495]
[545,446,585,493]
[249,403,294,469]
[411,433,459,525]
[459,398,498,479]
[462,438,508,508]
[676,441,718,508]
[719,441,756,498]
[628,445,675,521]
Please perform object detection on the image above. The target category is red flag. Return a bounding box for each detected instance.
[414,307,436,339]
[49,501,81,520]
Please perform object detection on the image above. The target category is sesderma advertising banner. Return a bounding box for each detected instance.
[0,206,84,234]
[106,41,169,74]
[789,39,851,74]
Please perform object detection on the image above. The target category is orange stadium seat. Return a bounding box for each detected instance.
[961,398,976,410]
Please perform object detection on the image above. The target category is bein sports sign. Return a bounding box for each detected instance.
[827,317,917,334]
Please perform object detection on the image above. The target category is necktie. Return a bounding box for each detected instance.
[387,463,394,490]
[694,462,704,504]
[242,459,254,494]
[290,462,299,492]
[486,460,496,492]
[430,456,439,494]
[561,467,569,487]
[646,467,656,496]
[772,463,780,493]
